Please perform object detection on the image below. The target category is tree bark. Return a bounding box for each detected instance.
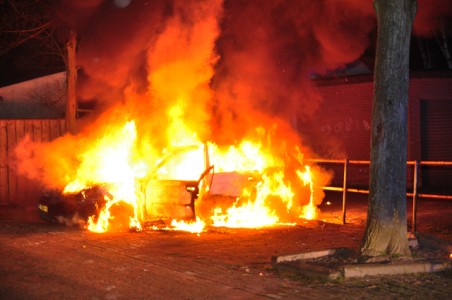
[361,0,417,258]
[66,31,77,135]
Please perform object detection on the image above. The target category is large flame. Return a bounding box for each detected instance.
[63,121,147,233]
[18,0,451,236]
[207,143,319,228]
[297,166,319,220]
[51,0,332,233]
[60,120,326,233]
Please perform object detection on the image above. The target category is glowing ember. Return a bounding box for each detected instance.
[297,166,318,220]
[129,217,143,232]
[170,217,205,234]
[301,204,318,220]
[211,199,279,228]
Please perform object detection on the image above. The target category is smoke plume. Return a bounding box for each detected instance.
[13,0,452,192]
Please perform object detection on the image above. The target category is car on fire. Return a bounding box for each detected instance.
[37,144,257,226]
[38,185,108,225]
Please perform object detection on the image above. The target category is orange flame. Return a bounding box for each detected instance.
[27,0,334,234]
[60,121,327,233]
[297,166,318,220]
[170,217,205,234]
[63,121,147,233]
[207,140,321,228]
[210,201,279,228]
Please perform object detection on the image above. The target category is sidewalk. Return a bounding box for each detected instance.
[0,194,451,299]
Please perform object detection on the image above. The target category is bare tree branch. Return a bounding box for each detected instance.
[0,0,66,83]
[435,27,452,69]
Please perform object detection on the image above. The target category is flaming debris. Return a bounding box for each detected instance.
[170,217,206,234]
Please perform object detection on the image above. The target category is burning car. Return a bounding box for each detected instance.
[37,121,324,232]
[140,144,215,223]
[37,144,216,227]
[38,185,108,225]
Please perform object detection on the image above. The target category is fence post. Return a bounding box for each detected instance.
[342,159,348,224]
[412,160,419,233]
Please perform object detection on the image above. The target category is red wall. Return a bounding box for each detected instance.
[302,73,452,190]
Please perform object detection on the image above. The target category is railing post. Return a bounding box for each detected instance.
[342,159,348,224]
[412,160,419,233]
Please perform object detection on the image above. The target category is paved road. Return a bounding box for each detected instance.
[0,200,451,299]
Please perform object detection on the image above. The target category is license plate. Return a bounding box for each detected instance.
[38,204,48,213]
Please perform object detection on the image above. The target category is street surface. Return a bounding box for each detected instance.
[1,193,451,299]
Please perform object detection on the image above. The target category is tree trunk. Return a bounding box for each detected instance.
[361,0,417,258]
[66,31,77,135]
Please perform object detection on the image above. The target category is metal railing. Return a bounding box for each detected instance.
[305,158,452,232]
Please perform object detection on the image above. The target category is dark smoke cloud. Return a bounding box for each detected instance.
[55,0,170,105]
[16,0,450,177]
[52,0,452,135]
[11,0,452,202]
[53,1,377,119]
[210,0,375,144]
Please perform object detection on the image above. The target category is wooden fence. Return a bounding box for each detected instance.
[0,119,65,207]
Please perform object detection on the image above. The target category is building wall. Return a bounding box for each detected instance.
[305,73,452,190]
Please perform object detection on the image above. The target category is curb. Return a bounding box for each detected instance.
[272,248,452,280]
[341,260,451,278]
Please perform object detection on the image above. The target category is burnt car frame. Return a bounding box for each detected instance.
[38,144,215,225]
